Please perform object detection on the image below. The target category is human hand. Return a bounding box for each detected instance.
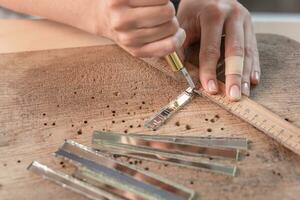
[97,0,186,57]
[177,0,260,101]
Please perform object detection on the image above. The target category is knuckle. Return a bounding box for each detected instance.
[110,13,124,30]
[237,3,251,18]
[230,3,250,18]
[117,33,135,46]
[231,4,242,16]
[200,44,220,59]
[244,47,254,57]
[205,4,224,20]
[228,43,244,56]
[110,13,133,30]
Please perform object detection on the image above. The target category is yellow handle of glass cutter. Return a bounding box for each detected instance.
[165,52,183,72]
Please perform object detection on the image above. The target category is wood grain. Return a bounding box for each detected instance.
[0,34,300,200]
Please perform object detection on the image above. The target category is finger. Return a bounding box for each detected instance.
[126,28,186,57]
[199,16,225,94]
[177,21,201,63]
[117,18,179,46]
[224,17,245,101]
[251,33,260,85]
[130,2,175,28]
[129,0,169,7]
[242,18,254,96]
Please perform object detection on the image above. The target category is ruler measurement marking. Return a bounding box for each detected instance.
[268,125,275,132]
[194,88,300,155]
[233,106,239,112]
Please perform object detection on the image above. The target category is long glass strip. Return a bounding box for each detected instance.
[92,131,240,160]
[92,139,237,176]
[27,161,125,200]
[55,140,196,200]
[101,133,248,150]
[99,146,237,177]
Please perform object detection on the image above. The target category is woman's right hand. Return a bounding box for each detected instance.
[97,0,186,58]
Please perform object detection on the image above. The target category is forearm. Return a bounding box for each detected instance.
[0,0,184,58]
[0,0,101,34]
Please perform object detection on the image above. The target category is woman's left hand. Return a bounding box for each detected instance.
[177,0,260,101]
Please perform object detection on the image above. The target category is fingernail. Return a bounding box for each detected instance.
[175,29,186,49]
[253,71,260,83]
[242,82,250,96]
[207,80,218,93]
[229,85,241,100]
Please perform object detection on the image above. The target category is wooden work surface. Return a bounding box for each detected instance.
[0,34,300,200]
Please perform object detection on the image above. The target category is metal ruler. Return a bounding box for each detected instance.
[194,82,300,156]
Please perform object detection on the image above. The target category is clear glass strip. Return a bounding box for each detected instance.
[74,168,145,200]
[94,145,237,177]
[97,132,248,150]
[144,87,194,130]
[92,131,240,160]
[27,161,124,200]
[92,142,237,176]
[55,141,196,200]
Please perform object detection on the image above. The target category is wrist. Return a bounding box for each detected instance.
[71,0,109,36]
[90,0,111,37]
[78,0,103,35]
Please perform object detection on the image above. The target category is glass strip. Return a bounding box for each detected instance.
[92,143,237,176]
[102,133,248,150]
[55,141,196,200]
[27,161,124,200]
[93,131,240,160]
[144,87,194,130]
